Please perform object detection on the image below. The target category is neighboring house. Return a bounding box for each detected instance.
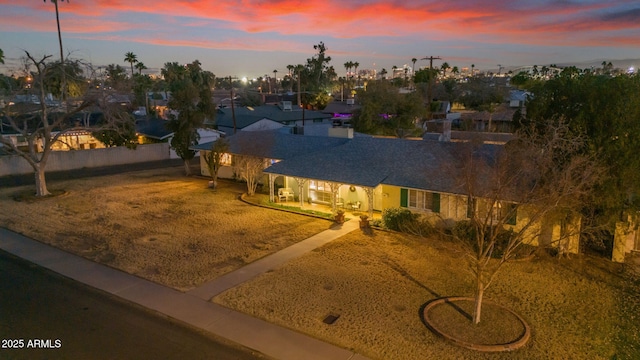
[135,116,223,158]
[422,124,515,144]
[322,99,361,127]
[0,128,105,152]
[1,111,107,152]
[194,129,580,253]
[509,90,530,108]
[135,117,173,143]
[460,104,518,133]
[214,103,333,134]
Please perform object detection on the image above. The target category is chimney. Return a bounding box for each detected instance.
[438,119,451,142]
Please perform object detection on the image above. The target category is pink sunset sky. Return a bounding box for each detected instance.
[0,0,638,78]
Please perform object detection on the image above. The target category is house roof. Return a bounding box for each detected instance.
[135,117,173,140]
[1,111,105,135]
[322,100,361,115]
[195,130,506,196]
[193,130,350,160]
[214,105,332,130]
[422,130,515,144]
[460,105,516,122]
[264,135,502,194]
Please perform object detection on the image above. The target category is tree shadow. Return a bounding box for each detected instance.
[382,256,473,322]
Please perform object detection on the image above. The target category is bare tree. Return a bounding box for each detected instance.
[440,121,602,324]
[0,51,133,196]
[233,155,265,196]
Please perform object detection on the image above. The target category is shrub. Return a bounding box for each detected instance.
[382,207,419,231]
[451,220,476,242]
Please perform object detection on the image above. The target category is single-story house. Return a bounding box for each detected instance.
[322,99,361,127]
[135,116,223,158]
[193,129,583,253]
[214,103,333,134]
[1,111,108,152]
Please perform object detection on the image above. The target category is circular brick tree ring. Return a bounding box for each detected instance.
[421,297,531,352]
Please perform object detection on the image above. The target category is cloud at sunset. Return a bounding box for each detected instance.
[0,0,638,75]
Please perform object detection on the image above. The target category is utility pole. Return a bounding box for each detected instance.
[421,56,441,120]
[227,76,238,134]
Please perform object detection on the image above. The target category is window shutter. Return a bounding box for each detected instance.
[432,193,440,213]
[400,188,408,207]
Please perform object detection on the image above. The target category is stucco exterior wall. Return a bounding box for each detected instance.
[0,143,170,177]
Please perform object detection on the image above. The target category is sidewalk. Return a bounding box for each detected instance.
[0,220,370,360]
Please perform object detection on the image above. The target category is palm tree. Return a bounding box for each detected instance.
[353,62,360,86]
[124,52,138,78]
[344,61,352,78]
[273,69,278,93]
[471,64,475,77]
[440,62,450,78]
[0,48,4,64]
[451,66,459,77]
[411,58,417,75]
[380,68,387,80]
[44,0,67,101]
[286,64,294,91]
[135,62,147,75]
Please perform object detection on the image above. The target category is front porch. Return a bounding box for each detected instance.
[266,173,381,219]
[273,198,383,221]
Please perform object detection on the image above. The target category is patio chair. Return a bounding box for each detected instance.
[278,188,295,202]
[350,201,361,211]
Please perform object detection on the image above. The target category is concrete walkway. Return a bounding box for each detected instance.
[0,220,369,360]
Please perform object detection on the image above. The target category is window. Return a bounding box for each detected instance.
[468,198,517,225]
[309,180,334,204]
[221,153,232,166]
[405,189,440,213]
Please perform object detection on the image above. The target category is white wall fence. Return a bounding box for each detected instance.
[0,143,171,177]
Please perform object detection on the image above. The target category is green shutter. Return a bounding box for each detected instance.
[432,193,440,213]
[400,188,408,207]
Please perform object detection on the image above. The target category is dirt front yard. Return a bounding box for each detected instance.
[215,230,640,360]
[2,166,639,359]
[0,167,331,291]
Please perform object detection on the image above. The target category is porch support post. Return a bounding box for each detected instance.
[364,186,374,218]
[329,182,342,213]
[294,177,307,208]
[269,173,275,203]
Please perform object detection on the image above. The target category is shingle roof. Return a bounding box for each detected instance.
[135,117,173,140]
[322,101,361,115]
[193,130,350,160]
[214,105,332,129]
[194,130,504,195]
[264,135,502,193]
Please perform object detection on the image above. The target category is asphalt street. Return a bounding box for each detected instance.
[0,249,268,360]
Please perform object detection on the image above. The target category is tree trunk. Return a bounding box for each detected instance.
[473,279,484,325]
[246,177,256,196]
[183,160,192,176]
[35,165,51,197]
[54,0,67,111]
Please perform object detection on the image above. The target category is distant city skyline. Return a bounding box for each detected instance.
[1,1,638,78]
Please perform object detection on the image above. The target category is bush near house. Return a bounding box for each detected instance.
[382,207,419,231]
